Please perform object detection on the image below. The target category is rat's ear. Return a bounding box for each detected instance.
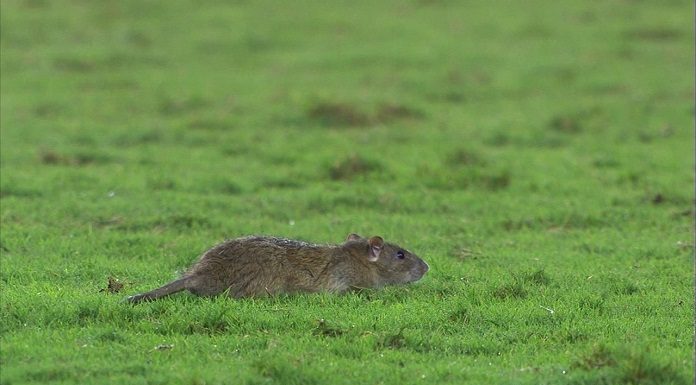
[367,236,384,262]
[345,233,363,242]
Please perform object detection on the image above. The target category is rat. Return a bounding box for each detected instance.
[126,233,428,303]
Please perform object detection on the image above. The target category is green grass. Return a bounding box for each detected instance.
[1,1,694,384]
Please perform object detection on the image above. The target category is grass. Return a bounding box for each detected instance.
[1,0,694,384]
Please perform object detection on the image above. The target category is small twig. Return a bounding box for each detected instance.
[539,305,555,314]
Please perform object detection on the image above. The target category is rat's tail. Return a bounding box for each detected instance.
[126,277,188,304]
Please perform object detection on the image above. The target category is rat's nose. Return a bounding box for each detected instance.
[409,260,429,282]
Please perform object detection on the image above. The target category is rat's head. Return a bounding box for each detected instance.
[344,233,429,286]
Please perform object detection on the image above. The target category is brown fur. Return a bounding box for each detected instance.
[126,234,428,303]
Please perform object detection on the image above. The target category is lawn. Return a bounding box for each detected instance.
[1,1,694,384]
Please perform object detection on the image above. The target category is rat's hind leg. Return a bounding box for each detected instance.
[185,274,231,297]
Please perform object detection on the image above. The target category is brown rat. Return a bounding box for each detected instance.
[126,233,428,303]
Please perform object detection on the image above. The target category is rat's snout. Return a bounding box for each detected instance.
[410,259,429,281]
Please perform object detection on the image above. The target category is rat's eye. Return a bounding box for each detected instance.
[396,250,405,259]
